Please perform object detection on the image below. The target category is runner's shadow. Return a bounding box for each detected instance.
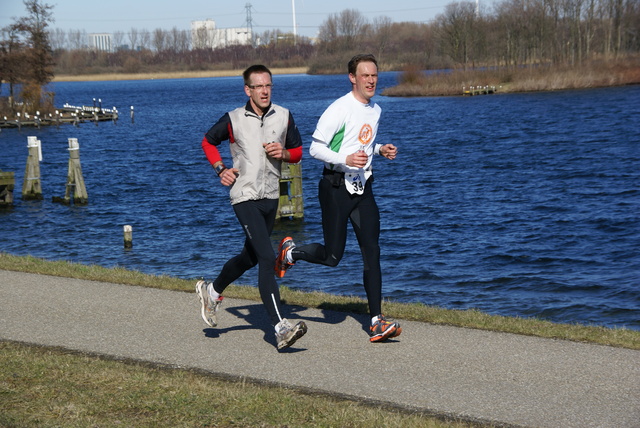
[283,301,398,341]
[202,303,308,352]
[281,300,367,326]
[202,303,268,337]
[317,301,371,332]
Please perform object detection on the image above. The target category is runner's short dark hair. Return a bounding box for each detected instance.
[243,65,272,86]
[348,54,378,75]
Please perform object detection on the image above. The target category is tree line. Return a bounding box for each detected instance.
[1,0,639,115]
[314,0,639,71]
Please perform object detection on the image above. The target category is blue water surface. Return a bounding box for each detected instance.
[1,73,638,330]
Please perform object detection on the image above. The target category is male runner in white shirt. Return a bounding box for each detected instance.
[275,54,402,342]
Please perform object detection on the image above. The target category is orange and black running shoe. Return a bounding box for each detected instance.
[369,315,402,342]
[275,236,295,278]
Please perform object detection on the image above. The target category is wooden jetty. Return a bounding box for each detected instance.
[0,103,120,129]
[463,85,499,96]
[277,163,304,220]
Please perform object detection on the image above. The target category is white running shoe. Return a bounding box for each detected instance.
[195,280,223,327]
[275,318,307,350]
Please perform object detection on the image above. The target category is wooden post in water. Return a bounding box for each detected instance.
[0,170,15,207]
[288,163,304,217]
[65,137,88,204]
[123,225,133,248]
[22,136,43,200]
[54,138,88,205]
[276,162,304,220]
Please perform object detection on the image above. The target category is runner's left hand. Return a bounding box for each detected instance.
[380,144,397,160]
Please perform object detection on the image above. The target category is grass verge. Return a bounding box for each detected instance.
[0,341,476,427]
[1,252,638,350]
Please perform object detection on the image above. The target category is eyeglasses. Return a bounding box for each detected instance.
[247,84,273,90]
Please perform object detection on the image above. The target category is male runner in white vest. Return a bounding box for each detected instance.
[196,64,307,350]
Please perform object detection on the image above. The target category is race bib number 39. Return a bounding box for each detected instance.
[345,172,365,195]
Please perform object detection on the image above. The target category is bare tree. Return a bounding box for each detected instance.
[317,9,367,53]
[318,13,339,44]
[610,0,625,55]
[112,30,125,50]
[192,27,207,49]
[192,25,208,49]
[622,0,640,52]
[176,28,191,52]
[583,0,598,57]
[67,29,86,50]
[371,16,394,64]
[493,0,532,66]
[337,8,367,47]
[164,28,175,52]
[48,27,66,50]
[437,1,478,69]
[562,0,586,64]
[259,29,280,46]
[139,29,151,50]
[128,28,139,50]
[153,28,166,51]
[167,27,189,52]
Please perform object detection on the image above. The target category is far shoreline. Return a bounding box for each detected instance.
[52,67,309,82]
[51,63,640,97]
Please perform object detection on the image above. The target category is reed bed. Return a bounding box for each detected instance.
[53,67,308,82]
[383,57,640,97]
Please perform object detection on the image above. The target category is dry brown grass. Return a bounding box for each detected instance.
[384,56,640,97]
[53,67,308,82]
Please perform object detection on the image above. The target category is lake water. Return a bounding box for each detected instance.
[1,73,638,330]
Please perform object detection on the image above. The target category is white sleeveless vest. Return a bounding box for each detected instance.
[227,104,289,204]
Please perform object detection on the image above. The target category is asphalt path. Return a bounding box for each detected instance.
[1,270,639,427]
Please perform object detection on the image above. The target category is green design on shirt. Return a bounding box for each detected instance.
[329,124,346,152]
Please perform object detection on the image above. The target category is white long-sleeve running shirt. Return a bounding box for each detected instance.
[309,91,383,174]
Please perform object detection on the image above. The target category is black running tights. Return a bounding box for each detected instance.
[292,177,383,317]
[212,198,283,326]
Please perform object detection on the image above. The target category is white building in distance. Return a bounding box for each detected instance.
[191,19,252,49]
[89,33,112,52]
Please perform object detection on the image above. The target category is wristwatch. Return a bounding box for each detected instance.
[214,163,227,176]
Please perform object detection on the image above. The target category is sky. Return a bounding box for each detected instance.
[1,0,454,39]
